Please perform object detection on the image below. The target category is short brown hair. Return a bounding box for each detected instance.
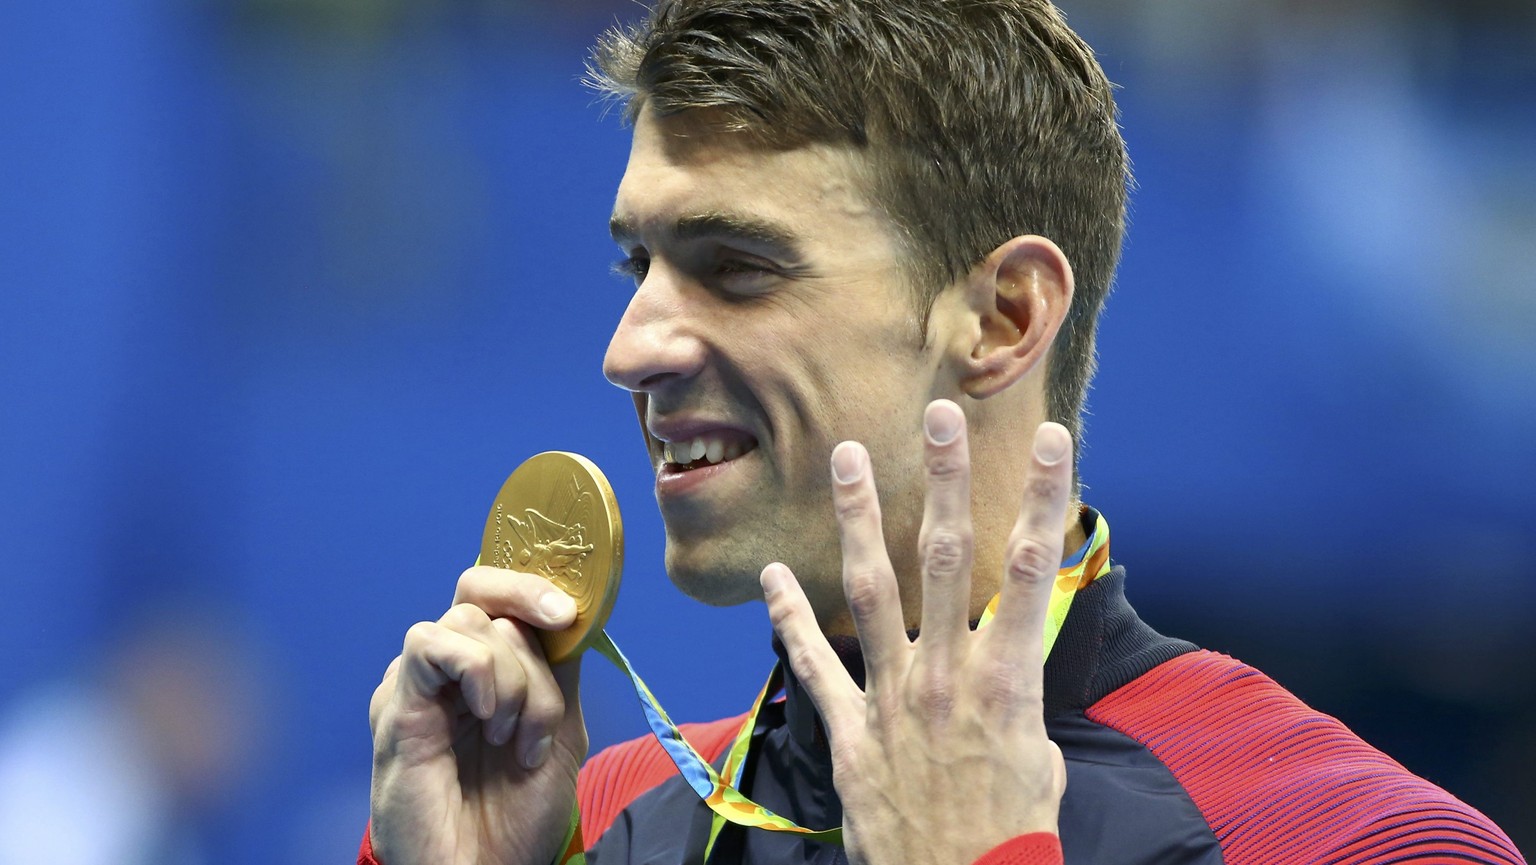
[589,0,1130,480]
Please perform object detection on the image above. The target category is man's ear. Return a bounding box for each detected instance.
[956,235,1074,399]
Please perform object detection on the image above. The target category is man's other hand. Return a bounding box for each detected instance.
[367,566,588,865]
[761,399,1069,865]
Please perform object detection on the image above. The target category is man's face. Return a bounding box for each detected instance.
[603,108,954,624]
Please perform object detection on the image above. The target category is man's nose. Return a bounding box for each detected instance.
[603,271,707,393]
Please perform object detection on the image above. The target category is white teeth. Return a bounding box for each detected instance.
[662,434,753,466]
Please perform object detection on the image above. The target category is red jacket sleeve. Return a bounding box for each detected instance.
[971,833,1064,865]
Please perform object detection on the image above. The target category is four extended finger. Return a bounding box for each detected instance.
[984,422,1074,672]
[762,562,860,740]
[915,399,976,666]
[830,440,909,684]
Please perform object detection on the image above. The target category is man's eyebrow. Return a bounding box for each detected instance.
[609,214,638,245]
[674,213,801,251]
[609,212,802,255]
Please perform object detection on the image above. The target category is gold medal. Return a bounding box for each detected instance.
[480,451,623,664]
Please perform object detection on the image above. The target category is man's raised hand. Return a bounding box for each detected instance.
[367,566,588,865]
[761,400,1070,865]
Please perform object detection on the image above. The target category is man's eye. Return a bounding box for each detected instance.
[612,255,650,283]
[708,258,784,298]
[716,259,768,277]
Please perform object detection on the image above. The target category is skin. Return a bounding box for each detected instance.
[368,575,584,865]
[605,108,1085,632]
[764,411,1072,864]
[367,104,1082,865]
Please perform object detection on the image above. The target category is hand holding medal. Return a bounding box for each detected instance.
[365,453,619,865]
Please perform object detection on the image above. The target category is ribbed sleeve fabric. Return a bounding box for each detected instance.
[972,833,1063,865]
[577,714,747,847]
[1087,651,1526,865]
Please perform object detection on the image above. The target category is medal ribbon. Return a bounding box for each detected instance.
[556,509,1111,865]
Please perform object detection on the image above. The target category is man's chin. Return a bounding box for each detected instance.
[662,545,768,608]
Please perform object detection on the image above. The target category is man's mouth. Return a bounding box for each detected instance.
[661,431,760,471]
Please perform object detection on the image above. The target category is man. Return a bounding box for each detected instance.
[363,2,1526,864]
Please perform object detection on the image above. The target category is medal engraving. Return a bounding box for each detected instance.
[481,452,623,663]
[494,492,596,584]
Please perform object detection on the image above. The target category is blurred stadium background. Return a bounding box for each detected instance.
[0,0,1531,862]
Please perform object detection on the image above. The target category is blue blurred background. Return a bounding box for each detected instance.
[0,0,1532,862]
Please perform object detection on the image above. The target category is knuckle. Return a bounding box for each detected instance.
[1006,538,1055,586]
[833,495,869,523]
[926,450,967,482]
[521,681,565,728]
[401,621,438,653]
[910,672,956,719]
[843,568,888,619]
[788,649,820,685]
[440,602,487,632]
[453,566,484,600]
[1024,475,1064,505]
[833,484,880,523]
[491,615,533,651]
[978,663,1040,712]
[767,597,795,630]
[921,529,972,580]
[455,566,530,610]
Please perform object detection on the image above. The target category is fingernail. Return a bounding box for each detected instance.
[925,401,962,444]
[760,564,784,597]
[493,712,519,746]
[523,735,553,769]
[1034,423,1070,465]
[539,592,576,623]
[831,442,865,483]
